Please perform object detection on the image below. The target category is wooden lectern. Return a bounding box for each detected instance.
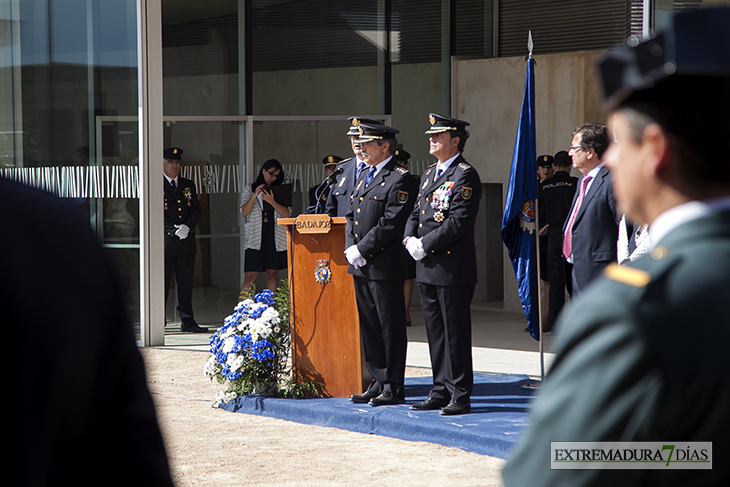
[277,215,370,397]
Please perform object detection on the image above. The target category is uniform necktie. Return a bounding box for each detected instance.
[365,166,377,185]
[562,175,592,260]
[436,167,443,180]
[171,179,177,190]
[356,161,366,179]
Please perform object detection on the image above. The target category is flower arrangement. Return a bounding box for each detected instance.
[205,284,321,401]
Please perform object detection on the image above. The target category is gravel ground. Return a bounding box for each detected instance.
[141,348,506,487]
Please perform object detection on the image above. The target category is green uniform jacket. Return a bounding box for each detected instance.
[503,210,730,486]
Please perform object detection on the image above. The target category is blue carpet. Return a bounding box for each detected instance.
[219,373,535,459]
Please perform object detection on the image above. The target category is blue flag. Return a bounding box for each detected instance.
[501,57,540,340]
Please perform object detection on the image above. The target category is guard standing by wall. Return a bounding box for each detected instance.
[163,147,206,333]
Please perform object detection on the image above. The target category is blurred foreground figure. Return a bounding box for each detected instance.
[2,176,175,487]
[503,7,730,487]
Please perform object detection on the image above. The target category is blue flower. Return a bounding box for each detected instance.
[255,289,276,307]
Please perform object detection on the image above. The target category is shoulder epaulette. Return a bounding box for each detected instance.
[427,162,437,169]
[394,166,409,175]
[603,263,651,288]
[458,162,472,171]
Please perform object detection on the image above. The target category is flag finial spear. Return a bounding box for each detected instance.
[528,30,534,58]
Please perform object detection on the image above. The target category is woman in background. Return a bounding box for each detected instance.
[239,158,291,300]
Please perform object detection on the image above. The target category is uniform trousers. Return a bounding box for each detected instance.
[546,232,568,328]
[353,276,407,399]
[419,282,475,405]
[164,253,195,323]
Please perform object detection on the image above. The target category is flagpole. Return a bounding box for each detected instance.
[527,30,545,382]
[523,31,545,389]
[501,29,543,389]
[534,196,545,380]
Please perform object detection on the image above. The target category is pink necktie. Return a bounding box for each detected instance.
[562,175,593,260]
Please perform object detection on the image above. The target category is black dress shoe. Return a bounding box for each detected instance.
[410,397,450,410]
[181,321,209,333]
[368,391,406,407]
[350,390,380,403]
[440,401,471,416]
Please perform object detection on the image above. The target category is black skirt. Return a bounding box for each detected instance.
[244,202,288,272]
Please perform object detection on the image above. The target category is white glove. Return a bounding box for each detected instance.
[405,237,427,261]
[174,224,190,240]
[345,245,367,268]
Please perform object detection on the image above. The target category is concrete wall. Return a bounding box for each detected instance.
[455,50,607,313]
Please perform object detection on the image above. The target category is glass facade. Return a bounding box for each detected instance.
[1,0,141,334]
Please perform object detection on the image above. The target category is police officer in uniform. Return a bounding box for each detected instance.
[308,154,343,213]
[539,150,577,330]
[325,117,380,217]
[163,147,206,333]
[503,7,730,486]
[345,123,416,407]
[404,114,482,415]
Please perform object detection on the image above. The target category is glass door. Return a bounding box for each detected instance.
[162,118,247,342]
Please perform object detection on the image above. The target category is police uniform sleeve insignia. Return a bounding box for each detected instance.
[603,263,651,287]
[397,190,409,203]
[461,186,472,200]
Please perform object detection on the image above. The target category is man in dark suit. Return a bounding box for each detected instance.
[163,147,207,332]
[562,124,620,296]
[539,151,577,330]
[326,117,381,217]
[404,113,482,415]
[345,123,416,407]
[3,176,174,487]
[308,154,343,213]
[503,8,730,485]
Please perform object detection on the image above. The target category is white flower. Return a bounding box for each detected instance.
[221,326,236,339]
[226,354,245,372]
[235,299,254,311]
[237,318,255,333]
[204,356,218,377]
[222,336,237,354]
[215,390,238,405]
[261,307,280,324]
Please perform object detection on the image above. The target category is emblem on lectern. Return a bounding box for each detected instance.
[314,259,332,285]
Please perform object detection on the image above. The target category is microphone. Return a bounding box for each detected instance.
[326,166,344,185]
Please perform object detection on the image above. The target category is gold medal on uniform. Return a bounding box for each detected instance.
[434,211,444,222]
